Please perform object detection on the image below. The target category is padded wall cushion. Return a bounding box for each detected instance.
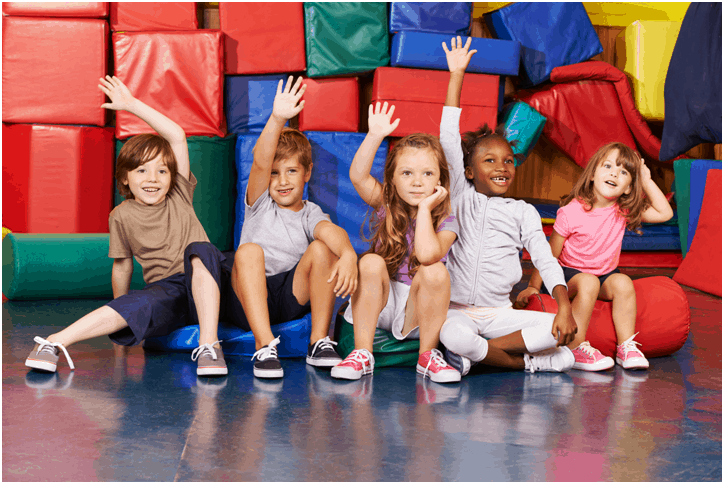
[621,224,680,251]
[226,75,286,134]
[389,2,472,34]
[2,2,108,17]
[2,124,115,234]
[673,170,722,296]
[390,31,520,75]
[219,3,305,75]
[113,31,225,139]
[115,136,237,251]
[686,161,722,251]
[144,314,312,358]
[615,21,682,121]
[304,2,389,78]
[485,2,602,87]
[521,250,683,268]
[110,2,198,31]
[2,233,145,300]
[305,132,387,254]
[660,2,722,160]
[372,67,498,137]
[673,159,693,256]
[525,276,690,358]
[499,101,546,162]
[336,313,419,367]
[298,78,360,132]
[2,17,107,126]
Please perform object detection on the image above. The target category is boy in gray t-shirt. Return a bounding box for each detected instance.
[231,76,358,379]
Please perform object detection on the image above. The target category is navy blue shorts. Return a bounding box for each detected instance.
[221,257,310,333]
[541,266,621,296]
[107,242,226,346]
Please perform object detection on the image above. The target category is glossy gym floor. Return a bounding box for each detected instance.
[3,266,721,481]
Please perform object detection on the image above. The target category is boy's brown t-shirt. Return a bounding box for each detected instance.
[108,173,209,284]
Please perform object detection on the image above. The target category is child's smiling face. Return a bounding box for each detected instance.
[590,148,633,206]
[269,156,311,212]
[465,137,516,197]
[123,154,172,206]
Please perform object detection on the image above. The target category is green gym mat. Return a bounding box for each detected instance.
[673,159,693,257]
[336,313,420,367]
[115,135,237,251]
[2,233,145,300]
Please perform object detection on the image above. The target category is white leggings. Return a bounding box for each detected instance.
[439,302,558,362]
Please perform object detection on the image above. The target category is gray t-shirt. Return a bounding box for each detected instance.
[239,188,331,276]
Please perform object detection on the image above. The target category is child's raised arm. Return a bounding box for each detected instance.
[443,36,477,108]
[99,76,190,180]
[639,161,674,223]
[247,76,306,207]
[350,102,400,210]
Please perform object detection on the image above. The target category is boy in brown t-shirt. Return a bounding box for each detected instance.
[25,76,231,377]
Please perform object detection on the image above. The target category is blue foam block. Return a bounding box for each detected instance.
[687,160,722,251]
[226,75,287,133]
[622,224,680,251]
[389,2,472,34]
[390,31,520,75]
[143,313,312,358]
[485,2,602,87]
[500,101,546,162]
[305,132,388,254]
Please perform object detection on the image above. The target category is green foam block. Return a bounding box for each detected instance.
[673,159,693,257]
[336,313,419,368]
[2,233,145,300]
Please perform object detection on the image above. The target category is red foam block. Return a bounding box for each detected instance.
[674,170,722,296]
[2,17,108,126]
[298,77,360,132]
[2,124,115,233]
[113,31,225,139]
[525,276,690,358]
[2,2,109,17]
[220,2,305,74]
[110,2,198,31]
[372,67,498,137]
[522,249,683,268]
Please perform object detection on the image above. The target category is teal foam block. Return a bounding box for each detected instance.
[500,101,546,163]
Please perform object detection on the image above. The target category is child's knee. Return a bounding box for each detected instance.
[416,262,449,289]
[306,239,335,262]
[235,243,264,266]
[606,273,634,295]
[573,273,601,297]
[358,253,387,277]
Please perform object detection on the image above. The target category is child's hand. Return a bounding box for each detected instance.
[513,286,539,309]
[99,75,136,111]
[368,102,400,138]
[640,158,652,184]
[418,185,448,213]
[551,307,577,347]
[442,36,477,74]
[272,76,306,122]
[327,252,358,299]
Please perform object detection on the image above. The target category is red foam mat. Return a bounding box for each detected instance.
[298,77,360,132]
[110,2,198,31]
[2,17,108,126]
[113,31,225,139]
[2,2,108,17]
[522,250,683,268]
[220,2,305,74]
[2,124,115,233]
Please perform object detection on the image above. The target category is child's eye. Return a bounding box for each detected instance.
[505,158,514,164]
[424,171,434,176]
[621,170,628,177]
[402,170,411,176]
[484,158,494,163]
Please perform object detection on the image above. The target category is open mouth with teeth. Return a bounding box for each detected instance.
[143,188,160,193]
[605,181,618,187]
[491,176,509,184]
[278,188,293,195]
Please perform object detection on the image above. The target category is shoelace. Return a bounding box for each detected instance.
[251,336,281,362]
[577,341,598,357]
[33,336,75,370]
[420,349,450,377]
[619,333,642,355]
[343,349,372,369]
[191,340,223,362]
[311,336,337,355]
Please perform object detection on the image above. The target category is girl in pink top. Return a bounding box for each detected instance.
[517,142,673,371]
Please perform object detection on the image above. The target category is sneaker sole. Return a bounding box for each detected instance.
[331,367,369,380]
[254,368,284,379]
[416,364,461,383]
[572,359,615,371]
[306,356,343,368]
[616,357,649,370]
[25,358,57,372]
[197,367,228,376]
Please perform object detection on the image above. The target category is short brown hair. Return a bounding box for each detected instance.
[116,134,178,199]
[273,127,312,172]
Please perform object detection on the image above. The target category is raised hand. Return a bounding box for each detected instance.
[99,75,136,111]
[418,185,449,213]
[639,158,652,183]
[273,76,306,121]
[442,36,477,74]
[368,101,400,138]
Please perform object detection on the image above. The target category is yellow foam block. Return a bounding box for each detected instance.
[615,20,682,121]
[584,2,690,27]
[541,218,556,225]
[473,2,511,17]
[2,227,10,240]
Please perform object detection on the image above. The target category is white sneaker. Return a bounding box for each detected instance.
[524,347,575,373]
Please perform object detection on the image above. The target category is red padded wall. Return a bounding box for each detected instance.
[2,17,108,126]
[372,67,498,137]
[110,2,197,31]
[298,77,360,132]
[113,31,226,139]
[2,124,115,233]
[220,3,305,75]
[2,2,109,17]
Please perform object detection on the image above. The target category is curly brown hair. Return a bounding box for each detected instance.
[364,133,452,281]
[116,134,178,199]
[561,142,650,233]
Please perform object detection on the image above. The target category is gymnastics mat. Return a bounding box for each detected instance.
[110,2,198,31]
[389,2,472,34]
[3,2,108,17]
[298,77,360,132]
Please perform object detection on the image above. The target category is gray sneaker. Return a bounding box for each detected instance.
[444,348,474,377]
[524,347,575,373]
[191,341,228,376]
[306,336,342,367]
[25,336,75,372]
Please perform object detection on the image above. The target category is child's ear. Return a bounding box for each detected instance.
[304,163,313,183]
[122,176,129,186]
[624,184,632,195]
[465,166,474,180]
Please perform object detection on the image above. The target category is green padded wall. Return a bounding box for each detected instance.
[2,233,145,300]
[673,159,693,257]
[115,135,237,251]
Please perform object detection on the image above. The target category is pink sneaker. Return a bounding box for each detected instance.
[416,349,461,383]
[571,341,614,371]
[330,349,374,380]
[616,334,649,370]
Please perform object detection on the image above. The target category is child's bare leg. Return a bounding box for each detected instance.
[291,240,337,343]
[565,273,601,349]
[350,254,390,353]
[190,256,221,347]
[231,243,274,350]
[47,306,128,348]
[403,262,450,354]
[599,274,637,344]
[482,347,526,369]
